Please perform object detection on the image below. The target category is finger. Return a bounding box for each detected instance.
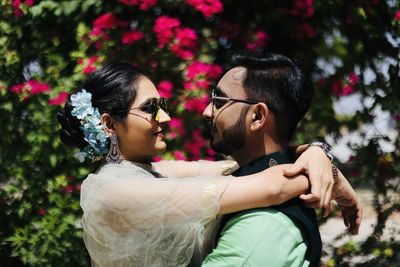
[283,162,306,176]
[343,213,349,227]
[349,205,362,235]
[322,176,334,209]
[307,167,322,203]
[299,193,320,203]
[322,202,331,217]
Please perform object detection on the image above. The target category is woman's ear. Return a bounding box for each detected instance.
[250,103,269,132]
[100,113,116,136]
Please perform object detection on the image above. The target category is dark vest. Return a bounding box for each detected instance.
[218,150,322,267]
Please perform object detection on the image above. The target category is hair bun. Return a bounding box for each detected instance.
[57,102,87,149]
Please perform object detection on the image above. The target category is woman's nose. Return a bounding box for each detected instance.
[157,108,171,123]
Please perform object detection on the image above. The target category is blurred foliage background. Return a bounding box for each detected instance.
[0,0,399,266]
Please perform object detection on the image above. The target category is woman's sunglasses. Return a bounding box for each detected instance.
[130,97,169,122]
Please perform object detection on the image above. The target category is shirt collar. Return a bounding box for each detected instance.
[232,148,292,177]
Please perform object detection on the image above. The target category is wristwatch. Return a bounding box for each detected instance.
[307,141,334,162]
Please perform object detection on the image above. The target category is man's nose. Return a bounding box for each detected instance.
[202,102,212,119]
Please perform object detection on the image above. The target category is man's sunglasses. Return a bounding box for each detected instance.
[211,89,259,110]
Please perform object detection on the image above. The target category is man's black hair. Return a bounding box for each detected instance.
[232,51,313,144]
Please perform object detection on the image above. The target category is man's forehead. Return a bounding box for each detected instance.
[217,67,246,96]
[225,67,246,83]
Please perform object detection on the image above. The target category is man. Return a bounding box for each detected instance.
[201,52,360,266]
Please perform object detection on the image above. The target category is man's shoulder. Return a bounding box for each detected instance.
[202,208,309,267]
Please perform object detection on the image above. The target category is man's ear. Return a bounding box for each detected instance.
[249,103,269,132]
[100,113,116,136]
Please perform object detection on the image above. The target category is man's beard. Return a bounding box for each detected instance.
[210,107,248,156]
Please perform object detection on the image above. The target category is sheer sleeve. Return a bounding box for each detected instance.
[152,160,238,178]
[80,161,233,267]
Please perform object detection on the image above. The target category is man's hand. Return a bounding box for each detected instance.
[283,146,334,213]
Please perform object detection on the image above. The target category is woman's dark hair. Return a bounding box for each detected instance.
[57,62,145,149]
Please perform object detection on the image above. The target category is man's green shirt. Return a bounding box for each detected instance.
[202,208,309,267]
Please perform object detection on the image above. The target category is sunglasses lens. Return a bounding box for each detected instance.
[147,98,169,119]
[159,98,168,112]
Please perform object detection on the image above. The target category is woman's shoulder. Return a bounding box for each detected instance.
[89,161,155,181]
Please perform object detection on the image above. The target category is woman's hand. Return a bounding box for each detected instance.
[283,146,334,211]
[332,168,362,235]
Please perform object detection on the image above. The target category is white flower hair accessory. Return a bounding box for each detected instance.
[70,89,110,162]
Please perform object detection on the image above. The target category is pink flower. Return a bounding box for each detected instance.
[349,72,359,85]
[75,183,82,191]
[185,61,222,84]
[93,13,128,31]
[332,80,343,96]
[341,85,354,96]
[246,30,270,51]
[119,0,139,5]
[170,46,195,60]
[83,56,99,75]
[183,81,196,91]
[173,150,187,160]
[139,0,157,10]
[11,83,24,94]
[332,80,354,97]
[186,0,223,18]
[12,0,23,17]
[395,10,400,21]
[208,65,223,80]
[286,0,314,18]
[392,113,400,122]
[184,94,210,113]
[175,28,197,47]
[122,30,144,45]
[157,80,174,98]
[153,16,181,48]
[170,117,185,136]
[152,155,162,162]
[38,208,46,216]
[297,23,317,39]
[119,0,157,10]
[66,185,74,193]
[49,91,69,106]
[207,147,216,156]
[26,80,50,95]
[11,80,50,99]
[169,27,198,60]
[195,80,210,90]
[186,61,211,80]
[25,0,34,6]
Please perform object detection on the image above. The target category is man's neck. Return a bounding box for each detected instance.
[232,141,285,167]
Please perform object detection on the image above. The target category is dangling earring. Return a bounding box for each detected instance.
[106,134,122,164]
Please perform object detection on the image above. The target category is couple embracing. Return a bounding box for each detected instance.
[58,51,361,267]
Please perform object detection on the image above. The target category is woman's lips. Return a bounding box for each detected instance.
[154,130,165,139]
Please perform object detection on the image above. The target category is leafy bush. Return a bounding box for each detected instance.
[0,0,399,266]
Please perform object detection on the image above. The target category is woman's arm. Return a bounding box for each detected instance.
[89,163,309,232]
[152,160,238,178]
[218,164,309,214]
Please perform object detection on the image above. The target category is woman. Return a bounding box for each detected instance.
[57,62,356,267]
